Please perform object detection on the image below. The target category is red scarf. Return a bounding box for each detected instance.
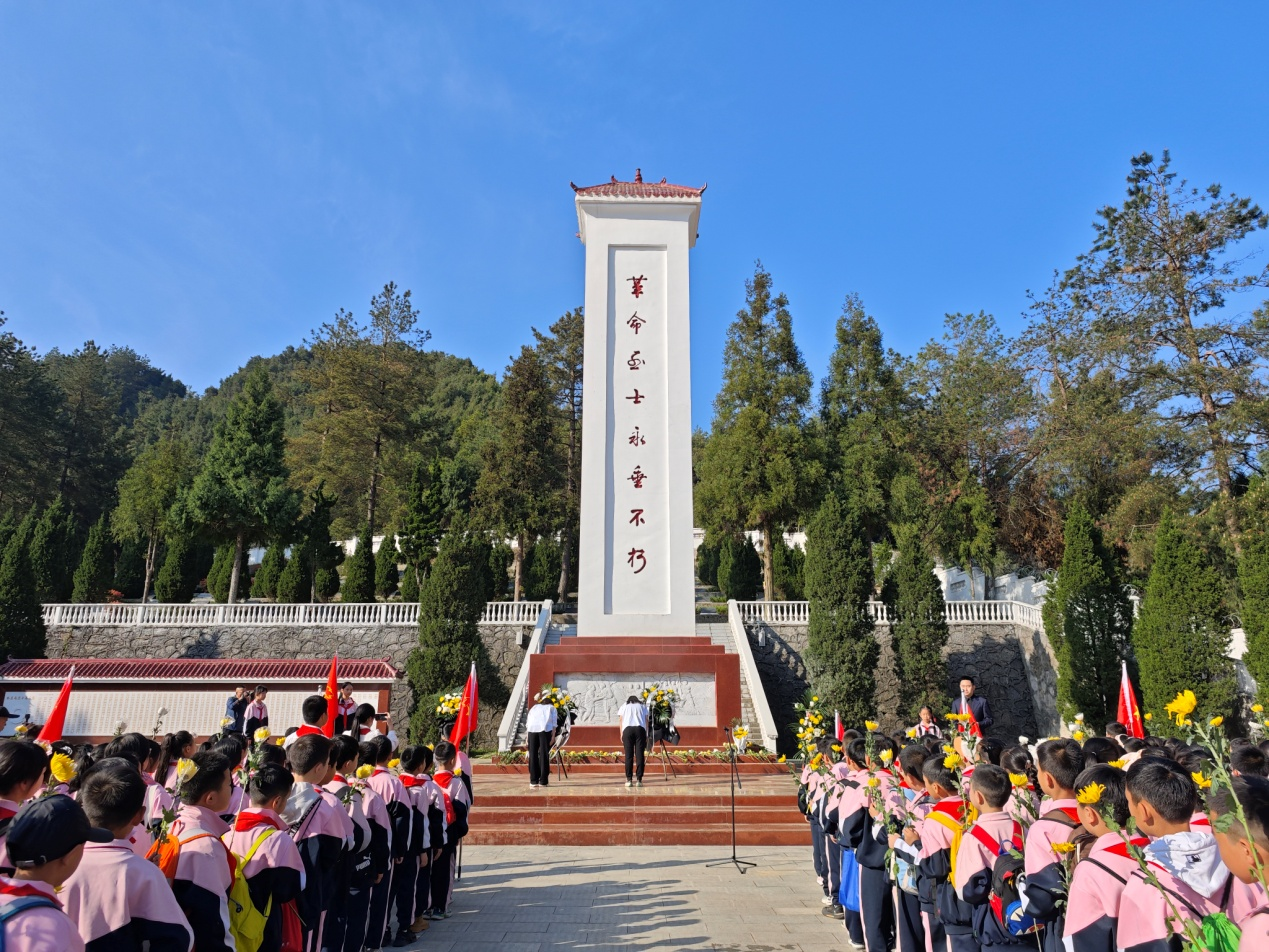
[0,881,59,906]
[932,799,968,823]
[295,724,322,738]
[400,776,418,788]
[1104,836,1150,859]
[332,774,346,784]
[0,806,16,822]
[234,811,286,832]
[433,770,454,789]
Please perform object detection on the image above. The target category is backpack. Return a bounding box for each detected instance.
[445,794,469,840]
[225,828,278,952]
[969,820,1040,939]
[0,895,60,952]
[147,830,233,883]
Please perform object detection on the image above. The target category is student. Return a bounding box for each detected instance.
[917,756,968,952]
[409,746,447,939]
[62,759,194,951]
[223,763,305,952]
[913,707,944,739]
[1208,775,1269,950]
[955,764,1029,948]
[1081,737,1124,768]
[1116,759,1260,952]
[890,745,932,952]
[1024,739,1085,952]
[1231,743,1268,779]
[1063,764,1144,952]
[245,686,271,740]
[1001,746,1039,827]
[1104,722,1127,739]
[2,794,113,952]
[139,738,174,830]
[323,736,377,952]
[857,734,899,952]
[163,749,237,952]
[336,685,357,735]
[285,734,350,951]
[207,735,250,825]
[525,693,558,790]
[389,746,432,947]
[159,732,195,792]
[345,705,398,750]
[831,738,871,945]
[427,741,470,921]
[361,738,406,952]
[284,695,331,749]
[0,741,49,872]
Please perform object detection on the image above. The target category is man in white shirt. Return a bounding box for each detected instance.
[525,695,558,790]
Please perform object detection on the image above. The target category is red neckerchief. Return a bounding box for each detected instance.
[295,725,322,738]
[1192,815,1211,828]
[400,776,419,788]
[332,774,346,784]
[0,882,60,906]
[1046,805,1081,824]
[234,812,286,832]
[932,799,967,822]
[0,806,16,821]
[433,770,454,789]
[1104,836,1149,859]
[359,727,373,737]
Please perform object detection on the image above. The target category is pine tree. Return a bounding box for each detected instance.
[342,525,376,603]
[153,535,199,603]
[1238,527,1269,708]
[298,485,342,603]
[254,542,286,599]
[1132,511,1235,730]
[0,511,16,553]
[1043,504,1133,726]
[71,515,114,603]
[112,438,192,603]
[30,497,78,603]
[887,529,950,721]
[399,566,419,601]
[0,523,45,658]
[804,492,877,725]
[375,532,399,597]
[275,547,311,603]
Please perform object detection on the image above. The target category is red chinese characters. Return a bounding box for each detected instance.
[627,350,645,370]
[626,548,647,573]
[628,275,646,298]
[629,508,645,526]
[625,389,645,405]
[628,426,646,447]
[627,466,647,489]
[627,313,646,334]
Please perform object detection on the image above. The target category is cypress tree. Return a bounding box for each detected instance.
[71,515,114,603]
[153,535,199,603]
[30,497,78,603]
[887,529,950,721]
[275,547,311,603]
[254,542,286,599]
[804,492,877,725]
[399,565,419,601]
[1043,504,1133,727]
[315,568,342,602]
[718,536,762,601]
[771,536,805,599]
[696,539,720,589]
[0,510,16,552]
[375,532,399,597]
[113,538,146,599]
[1238,528,1269,708]
[523,537,561,602]
[342,525,375,603]
[398,458,445,595]
[0,524,45,658]
[487,543,512,601]
[1132,511,1235,730]
[207,544,232,603]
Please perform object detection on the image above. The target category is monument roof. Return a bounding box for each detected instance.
[571,168,705,199]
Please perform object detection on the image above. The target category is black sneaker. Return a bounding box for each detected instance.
[392,930,415,947]
[821,903,845,920]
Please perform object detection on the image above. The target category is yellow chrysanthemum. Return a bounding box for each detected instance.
[49,752,77,784]
[388,758,400,770]
[1076,783,1104,805]
[254,727,271,742]
[1252,704,1264,714]
[1051,842,1076,855]
[176,758,198,784]
[1144,712,1153,721]
[1192,771,1212,789]
[220,717,232,728]
[942,745,956,755]
[943,753,964,770]
[1072,730,1086,742]
[831,744,842,753]
[865,720,879,732]
[1107,759,1126,769]
[1165,690,1197,725]
[866,777,879,788]
[355,765,373,779]
[1208,716,1224,728]
[906,728,917,739]
[1008,773,1029,787]
[879,749,893,763]
[811,696,819,703]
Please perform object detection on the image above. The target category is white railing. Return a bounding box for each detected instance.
[726,600,781,753]
[497,600,554,752]
[733,599,1045,631]
[44,601,547,628]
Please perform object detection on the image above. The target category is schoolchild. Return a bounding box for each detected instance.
[158,732,195,792]
[1116,759,1261,951]
[800,745,830,897]
[999,746,1039,827]
[62,758,194,951]
[284,696,330,750]
[832,737,870,946]
[2,793,113,952]
[1081,737,1124,768]
[162,749,237,952]
[139,738,174,831]
[0,741,48,872]
[857,734,899,952]
[1231,744,1268,779]
[1063,764,1143,952]
[409,746,448,938]
[917,755,970,952]
[364,735,411,949]
[427,741,470,921]
[890,745,932,952]
[336,684,357,736]
[222,762,305,952]
[245,686,271,741]
[208,735,251,824]
[1023,739,1085,952]
[955,764,1029,948]
[389,746,432,947]
[102,733,165,855]
[1208,775,1269,951]
[284,734,350,952]
[322,736,376,952]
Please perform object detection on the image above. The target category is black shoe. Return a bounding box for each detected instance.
[822,903,845,920]
[392,930,415,947]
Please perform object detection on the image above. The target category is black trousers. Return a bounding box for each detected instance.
[527,730,553,785]
[622,726,647,781]
[339,879,373,952]
[429,842,456,913]
[859,864,895,952]
[810,817,828,890]
[367,865,394,947]
[393,854,420,933]
[947,933,980,952]
[896,888,925,952]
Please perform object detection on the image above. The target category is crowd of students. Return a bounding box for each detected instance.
[0,693,472,952]
[800,717,1269,952]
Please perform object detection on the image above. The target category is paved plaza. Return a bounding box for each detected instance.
[418,844,845,950]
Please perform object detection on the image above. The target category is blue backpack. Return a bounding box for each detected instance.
[0,895,61,952]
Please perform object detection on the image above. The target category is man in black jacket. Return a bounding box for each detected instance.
[951,676,994,731]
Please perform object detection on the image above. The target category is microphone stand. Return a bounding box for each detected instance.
[707,728,756,873]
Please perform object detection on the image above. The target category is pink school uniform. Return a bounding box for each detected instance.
[955,811,1026,946]
[0,797,21,870]
[918,797,975,946]
[142,774,174,828]
[167,803,235,952]
[1115,831,1261,952]
[367,766,413,862]
[0,873,85,952]
[1240,905,1269,952]
[1023,798,1082,949]
[223,808,305,952]
[1063,832,1149,952]
[1004,785,1039,827]
[288,782,351,948]
[61,838,194,952]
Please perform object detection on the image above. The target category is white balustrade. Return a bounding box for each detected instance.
[44,600,549,628]
[730,599,1044,631]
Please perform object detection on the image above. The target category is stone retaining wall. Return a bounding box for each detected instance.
[46,622,532,747]
[746,620,1057,753]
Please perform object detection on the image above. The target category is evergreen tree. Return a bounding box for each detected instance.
[30,497,78,603]
[0,524,45,658]
[718,536,762,601]
[112,438,193,603]
[153,535,199,603]
[487,543,512,601]
[399,565,419,601]
[696,263,817,599]
[254,541,286,599]
[0,511,16,553]
[1238,527,1269,707]
[71,515,114,603]
[1042,504,1133,726]
[113,538,146,599]
[398,458,445,595]
[523,537,561,602]
[177,368,298,602]
[804,492,877,724]
[275,547,311,603]
[207,543,235,603]
[887,529,950,721]
[771,536,805,599]
[315,567,341,602]
[1132,511,1235,731]
[696,539,720,589]
[375,532,399,597]
[342,525,376,603]
[298,485,342,603]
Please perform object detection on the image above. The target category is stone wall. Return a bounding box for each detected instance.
[46,622,532,748]
[746,620,1057,753]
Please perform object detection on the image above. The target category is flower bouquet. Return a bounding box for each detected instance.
[792,693,826,762]
[535,685,578,718]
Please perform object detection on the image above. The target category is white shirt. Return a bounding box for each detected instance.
[526,703,558,733]
[619,702,648,731]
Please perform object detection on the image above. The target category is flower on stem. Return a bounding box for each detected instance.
[1208,716,1224,728]
[1192,771,1212,790]
[1051,842,1076,855]
[1075,713,1085,723]
[1072,730,1086,742]
[1076,783,1104,805]
[906,728,917,739]
[865,720,879,732]
[1144,712,1153,721]
[1008,773,1029,787]
[1253,704,1264,714]
[49,753,77,785]
[879,749,893,764]
[1164,690,1197,725]
[388,758,400,770]
[254,727,271,743]
[355,765,373,779]
[176,758,198,785]
[1018,735,1029,745]
[866,777,879,788]
[1108,759,1126,769]
[943,753,965,770]
[221,717,233,728]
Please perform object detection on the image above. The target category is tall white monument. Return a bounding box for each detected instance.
[572,171,704,637]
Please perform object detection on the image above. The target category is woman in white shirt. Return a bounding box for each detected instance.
[618,695,649,788]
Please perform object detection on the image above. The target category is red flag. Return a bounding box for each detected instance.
[1117,661,1145,739]
[322,654,339,738]
[37,666,75,743]
[835,710,844,742]
[449,663,478,747]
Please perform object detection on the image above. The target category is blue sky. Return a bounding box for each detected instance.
[3,4,1268,430]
